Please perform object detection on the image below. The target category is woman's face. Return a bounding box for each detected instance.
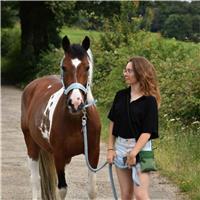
[123,62,137,85]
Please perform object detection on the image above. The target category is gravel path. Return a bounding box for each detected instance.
[1,85,186,200]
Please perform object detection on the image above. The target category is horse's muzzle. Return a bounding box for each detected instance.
[67,99,84,114]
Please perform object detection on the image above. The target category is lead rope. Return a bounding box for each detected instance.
[81,107,118,200]
[82,108,107,172]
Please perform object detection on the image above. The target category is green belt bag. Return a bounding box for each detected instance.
[139,150,157,172]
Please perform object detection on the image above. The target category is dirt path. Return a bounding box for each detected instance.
[1,86,185,200]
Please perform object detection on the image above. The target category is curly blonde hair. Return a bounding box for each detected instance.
[129,56,161,107]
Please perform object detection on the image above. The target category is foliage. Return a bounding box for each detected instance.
[162,14,193,40]
[92,18,200,124]
[138,1,200,42]
[36,48,63,78]
[69,1,120,31]
[74,10,104,30]
[1,26,22,83]
[45,1,76,29]
[1,2,19,28]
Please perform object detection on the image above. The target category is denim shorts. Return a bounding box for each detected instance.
[114,137,152,185]
[114,137,152,169]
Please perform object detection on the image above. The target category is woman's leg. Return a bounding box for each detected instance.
[115,167,134,200]
[133,172,150,200]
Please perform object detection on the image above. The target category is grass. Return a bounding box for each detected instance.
[154,119,200,200]
[59,26,101,44]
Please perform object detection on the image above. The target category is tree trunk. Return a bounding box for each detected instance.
[19,2,51,61]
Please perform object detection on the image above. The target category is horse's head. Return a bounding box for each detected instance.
[61,36,93,114]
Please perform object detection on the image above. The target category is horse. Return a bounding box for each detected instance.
[21,36,101,200]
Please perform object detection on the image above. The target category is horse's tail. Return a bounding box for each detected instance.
[39,150,58,200]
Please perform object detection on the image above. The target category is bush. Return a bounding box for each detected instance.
[92,23,200,123]
[36,48,63,78]
[1,26,22,83]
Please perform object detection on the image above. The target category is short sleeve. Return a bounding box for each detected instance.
[107,92,119,122]
[142,97,159,139]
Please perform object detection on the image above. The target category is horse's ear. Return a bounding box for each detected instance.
[82,36,90,51]
[62,36,70,52]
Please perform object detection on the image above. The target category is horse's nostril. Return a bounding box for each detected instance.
[78,103,84,110]
[67,98,72,106]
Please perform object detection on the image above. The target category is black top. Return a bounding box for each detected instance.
[108,87,159,139]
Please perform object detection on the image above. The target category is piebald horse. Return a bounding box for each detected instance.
[21,36,101,200]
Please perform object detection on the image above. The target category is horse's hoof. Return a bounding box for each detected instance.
[59,187,67,200]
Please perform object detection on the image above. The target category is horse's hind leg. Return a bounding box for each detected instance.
[23,130,41,200]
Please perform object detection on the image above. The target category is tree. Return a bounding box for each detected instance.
[18,1,75,80]
[136,1,200,42]
[163,14,193,41]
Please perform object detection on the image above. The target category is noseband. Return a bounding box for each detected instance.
[63,82,87,96]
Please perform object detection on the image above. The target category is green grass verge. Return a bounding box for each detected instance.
[60,26,101,44]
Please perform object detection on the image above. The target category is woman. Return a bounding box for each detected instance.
[107,56,160,200]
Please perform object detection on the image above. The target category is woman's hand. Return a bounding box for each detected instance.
[107,149,116,164]
[126,151,137,168]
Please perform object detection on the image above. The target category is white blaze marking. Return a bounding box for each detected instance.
[72,58,81,68]
[39,87,63,140]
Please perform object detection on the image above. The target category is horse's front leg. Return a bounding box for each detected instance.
[54,154,68,200]
[88,170,97,200]
[88,145,100,200]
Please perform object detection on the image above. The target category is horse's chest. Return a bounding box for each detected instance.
[38,88,63,140]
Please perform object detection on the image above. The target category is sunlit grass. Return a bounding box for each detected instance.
[154,119,200,200]
[60,26,101,44]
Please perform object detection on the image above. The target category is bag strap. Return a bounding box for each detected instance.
[127,92,155,151]
[126,91,139,140]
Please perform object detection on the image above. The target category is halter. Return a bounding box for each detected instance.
[63,82,87,96]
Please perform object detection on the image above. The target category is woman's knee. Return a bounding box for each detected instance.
[121,191,133,200]
[134,190,150,200]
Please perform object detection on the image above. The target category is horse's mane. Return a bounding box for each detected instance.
[86,48,93,87]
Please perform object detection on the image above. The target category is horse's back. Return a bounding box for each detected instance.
[21,75,62,131]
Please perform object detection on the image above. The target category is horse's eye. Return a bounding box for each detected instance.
[62,66,66,72]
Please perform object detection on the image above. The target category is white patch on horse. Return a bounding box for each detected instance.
[47,85,52,89]
[58,188,67,200]
[28,157,41,200]
[39,87,63,140]
[72,58,81,68]
[88,170,97,199]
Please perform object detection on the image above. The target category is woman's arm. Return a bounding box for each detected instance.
[107,121,116,163]
[127,133,151,167]
[130,133,151,156]
[107,121,116,150]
